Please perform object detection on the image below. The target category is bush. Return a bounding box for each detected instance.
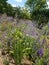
[14,7,30,19]
[31,9,49,27]
[8,28,41,65]
[11,29,33,65]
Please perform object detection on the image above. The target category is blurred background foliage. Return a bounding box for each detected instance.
[0,0,49,27]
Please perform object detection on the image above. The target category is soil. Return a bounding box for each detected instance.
[0,49,14,65]
[0,49,32,65]
[0,49,3,65]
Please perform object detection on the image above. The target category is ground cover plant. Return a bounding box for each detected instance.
[0,20,49,65]
[0,13,49,65]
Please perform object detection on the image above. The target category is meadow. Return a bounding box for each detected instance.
[0,0,49,65]
[0,14,49,65]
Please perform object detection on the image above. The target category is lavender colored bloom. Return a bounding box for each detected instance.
[32,30,35,35]
[42,38,46,43]
[9,17,13,20]
[47,22,49,27]
[7,17,13,21]
[37,48,43,57]
[37,37,41,44]
[36,33,38,36]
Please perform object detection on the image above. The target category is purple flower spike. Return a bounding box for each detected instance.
[37,48,43,57]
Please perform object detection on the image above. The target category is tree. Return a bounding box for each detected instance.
[5,3,14,16]
[25,0,47,11]
[21,7,30,19]
[25,0,48,27]
[0,0,15,17]
[0,0,8,13]
[14,7,22,19]
[14,7,30,19]
[25,0,36,11]
[35,0,47,11]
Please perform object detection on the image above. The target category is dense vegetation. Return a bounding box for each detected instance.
[0,0,30,19]
[25,0,49,26]
[0,18,49,65]
[0,0,49,26]
[0,0,49,65]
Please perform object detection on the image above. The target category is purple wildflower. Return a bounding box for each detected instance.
[32,30,35,35]
[47,22,49,27]
[42,38,46,43]
[37,47,43,57]
[7,17,13,20]
[37,37,41,44]
[9,17,13,20]
[36,33,38,36]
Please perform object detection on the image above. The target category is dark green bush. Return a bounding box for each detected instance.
[31,9,49,27]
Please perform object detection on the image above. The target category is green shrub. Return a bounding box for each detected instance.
[9,28,40,65]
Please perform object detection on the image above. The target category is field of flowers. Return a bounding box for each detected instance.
[0,14,49,65]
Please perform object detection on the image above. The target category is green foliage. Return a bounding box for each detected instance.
[0,17,49,65]
[31,9,49,26]
[35,58,44,65]
[25,0,47,11]
[6,3,14,17]
[7,28,33,64]
[0,0,15,17]
[0,0,7,13]
[14,7,30,19]
[3,59,9,65]
[25,0,48,26]
[7,28,41,65]
[0,1,49,64]
[21,8,30,19]
[0,42,2,48]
